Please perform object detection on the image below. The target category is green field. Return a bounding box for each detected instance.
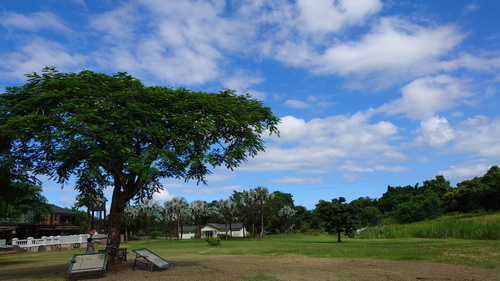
[1,234,499,280]
[1,213,500,280]
[2,233,499,268]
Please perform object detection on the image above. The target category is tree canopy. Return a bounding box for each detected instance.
[0,67,279,263]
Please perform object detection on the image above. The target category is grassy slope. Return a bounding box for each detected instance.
[360,212,500,240]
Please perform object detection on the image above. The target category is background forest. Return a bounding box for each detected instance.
[2,165,499,240]
[113,165,500,240]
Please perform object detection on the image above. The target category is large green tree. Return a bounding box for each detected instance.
[315,197,359,243]
[0,68,279,263]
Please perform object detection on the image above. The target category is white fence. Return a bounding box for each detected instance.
[11,233,107,248]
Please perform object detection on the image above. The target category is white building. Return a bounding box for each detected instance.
[179,223,247,239]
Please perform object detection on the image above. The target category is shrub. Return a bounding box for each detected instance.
[150,231,165,238]
[206,237,221,246]
[218,233,229,240]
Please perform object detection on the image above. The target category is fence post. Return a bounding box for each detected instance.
[12,238,18,246]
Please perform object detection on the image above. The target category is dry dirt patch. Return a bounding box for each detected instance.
[100,254,500,281]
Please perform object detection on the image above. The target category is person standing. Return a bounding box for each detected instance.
[85,238,94,254]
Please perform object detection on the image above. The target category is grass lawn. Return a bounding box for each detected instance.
[1,234,499,280]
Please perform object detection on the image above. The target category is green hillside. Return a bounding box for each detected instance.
[358,212,500,240]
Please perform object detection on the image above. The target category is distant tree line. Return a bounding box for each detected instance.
[2,165,499,243]
[120,166,500,242]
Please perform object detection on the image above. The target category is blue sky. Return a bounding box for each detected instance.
[1,0,499,210]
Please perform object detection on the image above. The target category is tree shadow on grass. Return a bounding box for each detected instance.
[0,263,67,280]
[0,259,32,266]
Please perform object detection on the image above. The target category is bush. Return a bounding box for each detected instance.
[150,231,165,238]
[217,233,229,240]
[206,237,221,246]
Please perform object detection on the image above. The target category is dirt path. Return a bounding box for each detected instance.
[1,254,499,280]
[101,254,500,281]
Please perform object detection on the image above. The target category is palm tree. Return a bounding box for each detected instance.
[122,205,140,241]
[251,186,274,240]
[169,197,189,239]
[137,199,160,243]
[189,200,208,239]
[278,206,297,234]
[214,199,237,240]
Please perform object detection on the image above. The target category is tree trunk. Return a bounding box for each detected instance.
[337,231,342,243]
[106,196,127,265]
[106,174,138,265]
[259,204,264,240]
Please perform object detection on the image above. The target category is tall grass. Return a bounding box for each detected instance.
[359,212,500,239]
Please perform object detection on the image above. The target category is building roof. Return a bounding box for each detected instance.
[206,223,244,230]
[52,205,79,216]
[181,223,245,233]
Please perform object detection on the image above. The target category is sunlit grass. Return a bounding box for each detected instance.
[359,212,500,240]
[114,232,500,269]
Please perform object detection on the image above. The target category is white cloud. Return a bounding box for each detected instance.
[221,70,265,96]
[374,165,408,172]
[415,116,455,147]
[439,163,492,182]
[0,37,86,79]
[340,162,374,173]
[206,171,236,182]
[296,0,382,33]
[379,75,472,120]
[247,112,401,172]
[270,176,323,185]
[153,189,174,201]
[59,197,76,208]
[1,11,72,34]
[285,99,311,109]
[321,18,462,83]
[88,4,137,40]
[463,3,479,14]
[87,0,253,85]
[453,116,500,158]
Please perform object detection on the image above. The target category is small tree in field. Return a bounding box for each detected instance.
[0,68,279,264]
[316,197,359,243]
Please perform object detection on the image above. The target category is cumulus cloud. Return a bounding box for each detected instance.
[296,0,382,33]
[415,116,455,147]
[378,75,472,120]
[439,163,492,182]
[452,116,500,157]
[315,18,464,87]
[0,37,86,79]
[246,112,401,172]
[153,189,174,201]
[86,0,254,85]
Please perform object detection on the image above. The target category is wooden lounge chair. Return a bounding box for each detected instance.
[132,248,174,271]
[68,253,108,280]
